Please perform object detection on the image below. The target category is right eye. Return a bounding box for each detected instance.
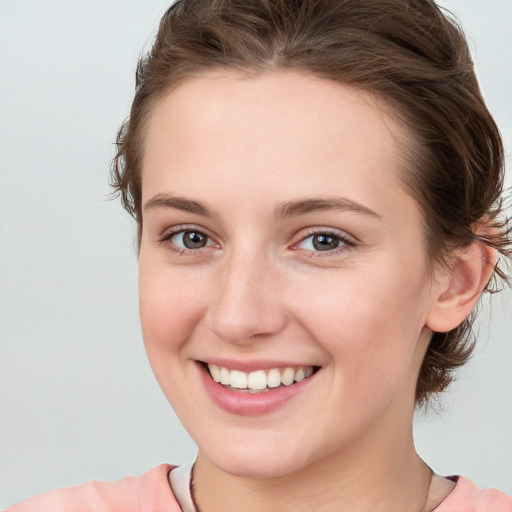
[167,229,214,251]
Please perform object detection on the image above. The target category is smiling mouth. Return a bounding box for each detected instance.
[205,363,319,393]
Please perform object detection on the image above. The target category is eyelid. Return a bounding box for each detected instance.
[157,224,356,257]
[290,227,356,254]
[158,224,219,254]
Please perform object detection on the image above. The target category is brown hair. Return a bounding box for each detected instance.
[111,0,511,405]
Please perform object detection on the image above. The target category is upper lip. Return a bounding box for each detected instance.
[198,358,319,372]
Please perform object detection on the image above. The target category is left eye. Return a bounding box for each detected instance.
[170,230,213,250]
[297,233,348,252]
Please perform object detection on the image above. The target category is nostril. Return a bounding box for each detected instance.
[205,308,287,344]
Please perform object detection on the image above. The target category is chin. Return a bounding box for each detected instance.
[214,457,301,479]
[198,436,319,479]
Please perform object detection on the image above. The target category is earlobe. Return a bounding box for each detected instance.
[426,241,496,333]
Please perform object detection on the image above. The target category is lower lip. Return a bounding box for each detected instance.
[199,364,317,416]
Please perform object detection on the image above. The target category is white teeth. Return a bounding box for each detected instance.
[206,364,315,391]
[267,368,281,388]
[209,363,221,382]
[220,366,230,385]
[281,367,295,386]
[230,369,248,389]
[294,368,305,382]
[247,370,267,390]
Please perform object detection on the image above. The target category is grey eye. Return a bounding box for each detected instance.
[172,230,209,249]
[305,233,343,251]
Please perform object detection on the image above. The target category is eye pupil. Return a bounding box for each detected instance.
[312,234,339,251]
[183,231,207,249]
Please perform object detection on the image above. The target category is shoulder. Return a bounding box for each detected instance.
[5,464,182,512]
[434,476,512,512]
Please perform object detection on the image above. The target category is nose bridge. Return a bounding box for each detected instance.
[206,245,286,343]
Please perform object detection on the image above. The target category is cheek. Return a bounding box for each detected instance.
[138,260,212,412]
[138,259,208,356]
[290,265,430,388]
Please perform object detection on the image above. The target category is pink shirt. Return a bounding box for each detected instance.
[6,465,181,512]
[6,464,512,512]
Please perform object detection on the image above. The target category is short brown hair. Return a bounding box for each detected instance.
[111,0,511,405]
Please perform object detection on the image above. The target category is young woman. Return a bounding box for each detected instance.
[7,0,511,511]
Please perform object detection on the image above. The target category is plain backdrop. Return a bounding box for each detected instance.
[0,0,511,508]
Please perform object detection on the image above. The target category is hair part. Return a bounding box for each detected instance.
[110,0,511,406]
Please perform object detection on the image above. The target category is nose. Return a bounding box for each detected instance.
[205,250,288,344]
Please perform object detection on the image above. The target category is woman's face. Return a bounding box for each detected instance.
[139,71,443,478]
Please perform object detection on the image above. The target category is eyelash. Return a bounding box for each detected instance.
[158,226,355,257]
[158,226,215,257]
[293,229,355,257]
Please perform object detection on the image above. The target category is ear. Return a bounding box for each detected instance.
[426,240,496,333]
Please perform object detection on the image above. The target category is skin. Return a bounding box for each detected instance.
[138,70,489,511]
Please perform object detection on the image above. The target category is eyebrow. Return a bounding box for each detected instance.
[274,197,382,219]
[143,193,381,220]
[144,194,215,217]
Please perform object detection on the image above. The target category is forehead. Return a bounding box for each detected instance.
[145,70,401,154]
[141,70,415,223]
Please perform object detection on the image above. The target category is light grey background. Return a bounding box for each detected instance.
[0,0,511,508]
